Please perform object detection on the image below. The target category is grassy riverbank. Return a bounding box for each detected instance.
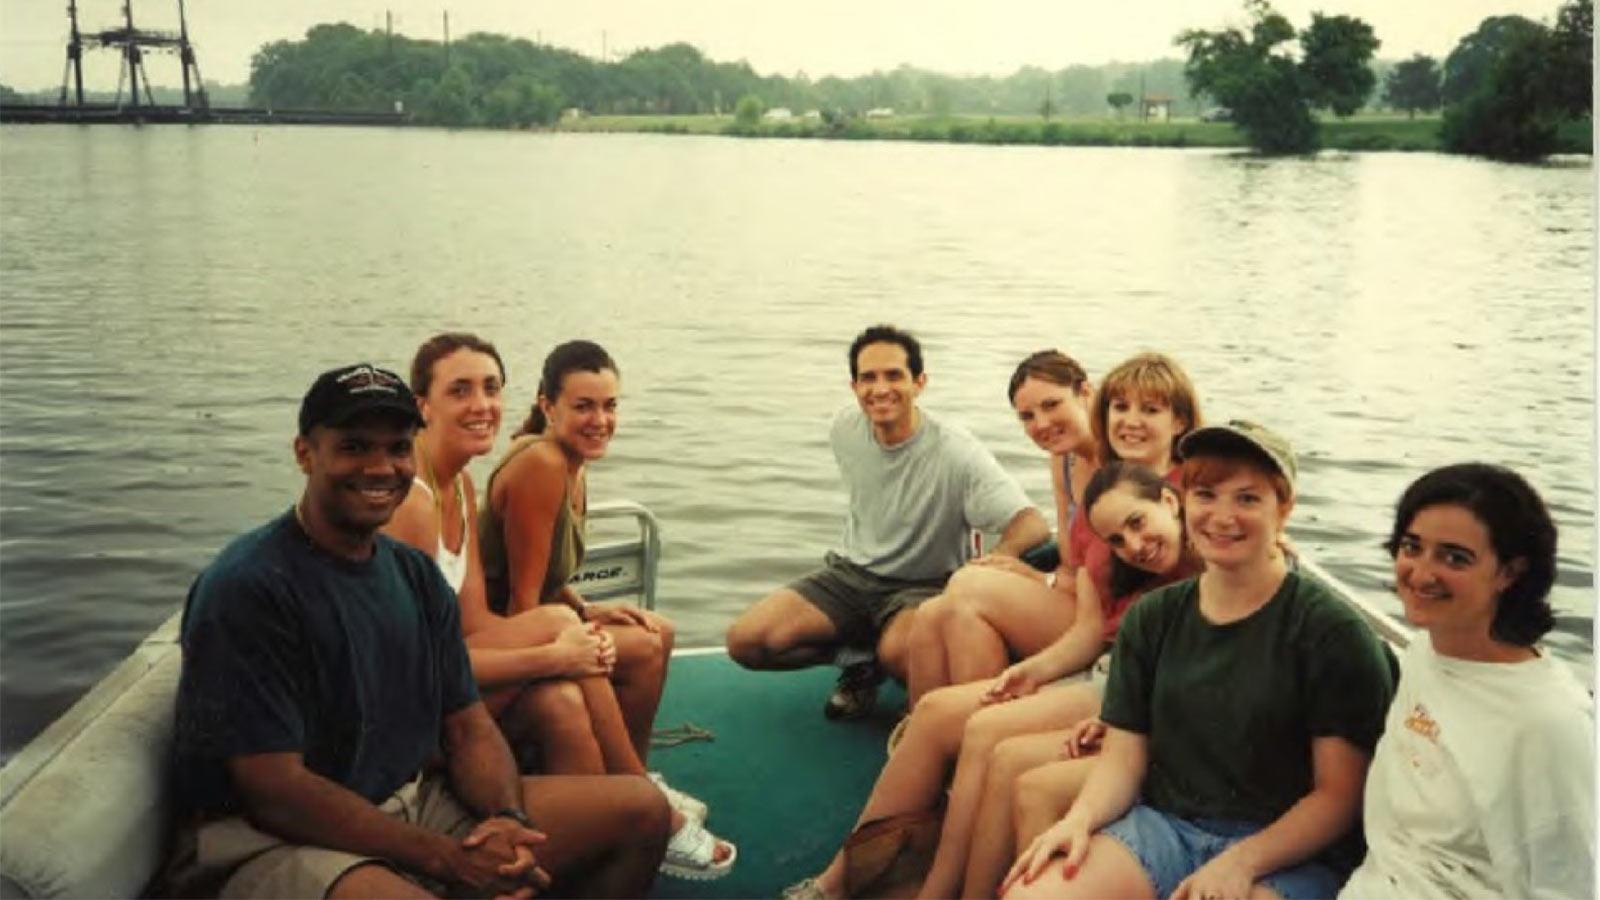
[560,113,1593,154]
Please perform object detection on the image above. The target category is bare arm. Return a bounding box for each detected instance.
[496,447,571,617]
[466,629,610,687]
[442,700,526,817]
[1173,736,1369,899]
[1025,567,1108,678]
[989,506,1051,558]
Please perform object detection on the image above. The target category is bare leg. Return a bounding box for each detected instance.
[603,609,675,761]
[1014,757,1098,850]
[500,680,606,775]
[1003,833,1153,900]
[810,681,991,896]
[915,687,1101,899]
[327,863,435,899]
[876,606,919,682]
[905,594,954,703]
[942,566,1075,690]
[725,589,840,670]
[520,774,672,899]
[961,731,1068,898]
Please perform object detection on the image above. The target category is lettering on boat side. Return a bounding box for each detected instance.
[570,566,625,584]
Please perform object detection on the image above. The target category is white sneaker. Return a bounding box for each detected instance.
[648,771,708,824]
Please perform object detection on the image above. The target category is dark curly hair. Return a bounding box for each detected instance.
[1385,463,1557,647]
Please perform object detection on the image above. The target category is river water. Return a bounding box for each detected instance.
[0,126,1592,757]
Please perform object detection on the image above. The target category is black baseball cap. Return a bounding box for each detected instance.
[297,363,425,435]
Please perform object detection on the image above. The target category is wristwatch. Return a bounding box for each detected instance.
[494,807,536,829]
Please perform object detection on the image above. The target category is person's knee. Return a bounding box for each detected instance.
[725,615,777,668]
[620,774,672,841]
[963,704,1011,754]
[989,734,1040,782]
[652,613,677,654]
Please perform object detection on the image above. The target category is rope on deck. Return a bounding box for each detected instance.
[650,722,715,748]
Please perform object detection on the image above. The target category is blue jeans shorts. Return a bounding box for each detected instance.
[1101,804,1344,900]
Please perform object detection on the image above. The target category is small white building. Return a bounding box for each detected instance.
[762,107,794,121]
[865,107,895,119]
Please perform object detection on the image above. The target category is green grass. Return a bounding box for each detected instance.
[558,112,1593,155]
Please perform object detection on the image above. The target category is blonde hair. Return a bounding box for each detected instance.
[1091,352,1202,464]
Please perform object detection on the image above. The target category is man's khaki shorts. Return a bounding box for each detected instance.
[163,772,475,898]
[788,551,949,647]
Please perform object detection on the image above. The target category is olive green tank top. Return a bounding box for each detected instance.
[479,436,587,615]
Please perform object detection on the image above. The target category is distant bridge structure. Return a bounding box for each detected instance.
[59,0,207,110]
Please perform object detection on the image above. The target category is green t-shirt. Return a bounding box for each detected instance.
[1101,570,1394,831]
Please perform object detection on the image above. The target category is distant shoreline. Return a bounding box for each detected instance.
[557,113,1593,155]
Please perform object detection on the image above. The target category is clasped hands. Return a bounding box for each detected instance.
[443,815,550,899]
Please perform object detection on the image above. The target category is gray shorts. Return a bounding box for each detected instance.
[789,551,949,647]
[162,772,475,898]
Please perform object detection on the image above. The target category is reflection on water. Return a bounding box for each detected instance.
[0,126,1592,755]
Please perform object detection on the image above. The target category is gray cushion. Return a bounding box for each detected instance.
[0,615,180,898]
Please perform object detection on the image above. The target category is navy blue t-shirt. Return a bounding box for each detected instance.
[173,510,479,817]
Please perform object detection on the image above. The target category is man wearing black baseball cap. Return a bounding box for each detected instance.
[164,363,668,899]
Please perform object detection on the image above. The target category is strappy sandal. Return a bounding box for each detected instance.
[660,817,737,881]
[647,771,708,825]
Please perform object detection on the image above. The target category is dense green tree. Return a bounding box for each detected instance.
[1106,92,1134,115]
[734,93,764,126]
[1550,0,1593,117]
[1441,0,1592,161]
[1382,54,1441,117]
[0,83,27,104]
[1299,13,1380,115]
[1440,15,1543,104]
[1176,0,1317,153]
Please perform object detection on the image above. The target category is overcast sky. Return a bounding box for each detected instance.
[0,0,1570,92]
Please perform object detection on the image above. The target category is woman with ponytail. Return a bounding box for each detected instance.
[479,339,734,881]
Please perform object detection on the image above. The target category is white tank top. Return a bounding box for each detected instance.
[413,477,469,594]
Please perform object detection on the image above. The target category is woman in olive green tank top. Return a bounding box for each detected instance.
[481,340,734,879]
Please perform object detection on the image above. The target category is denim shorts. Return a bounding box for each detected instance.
[1101,804,1344,900]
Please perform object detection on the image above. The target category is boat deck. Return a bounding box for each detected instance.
[649,650,906,898]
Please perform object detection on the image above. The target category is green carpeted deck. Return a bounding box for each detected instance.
[648,650,908,899]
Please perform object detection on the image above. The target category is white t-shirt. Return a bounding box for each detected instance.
[829,405,1034,580]
[1340,639,1594,900]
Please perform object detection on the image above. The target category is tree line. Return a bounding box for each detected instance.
[226,0,1594,161]
[244,23,1216,127]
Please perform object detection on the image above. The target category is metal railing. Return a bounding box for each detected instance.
[568,500,662,610]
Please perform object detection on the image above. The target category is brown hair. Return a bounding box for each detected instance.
[1090,352,1202,464]
[1180,454,1294,507]
[515,339,618,437]
[1007,349,1089,404]
[409,332,505,399]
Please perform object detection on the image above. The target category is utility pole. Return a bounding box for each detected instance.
[177,0,206,109]
[443,10,450,67]
[386,10,393,58]
[601,29,607,62]
[121,0,142,107]
[60,0,85,105]
[1138,71,1147,122]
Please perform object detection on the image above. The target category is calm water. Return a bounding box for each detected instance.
[0,126,1593,757]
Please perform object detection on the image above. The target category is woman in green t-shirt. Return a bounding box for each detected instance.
[1005,420,1394,900]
